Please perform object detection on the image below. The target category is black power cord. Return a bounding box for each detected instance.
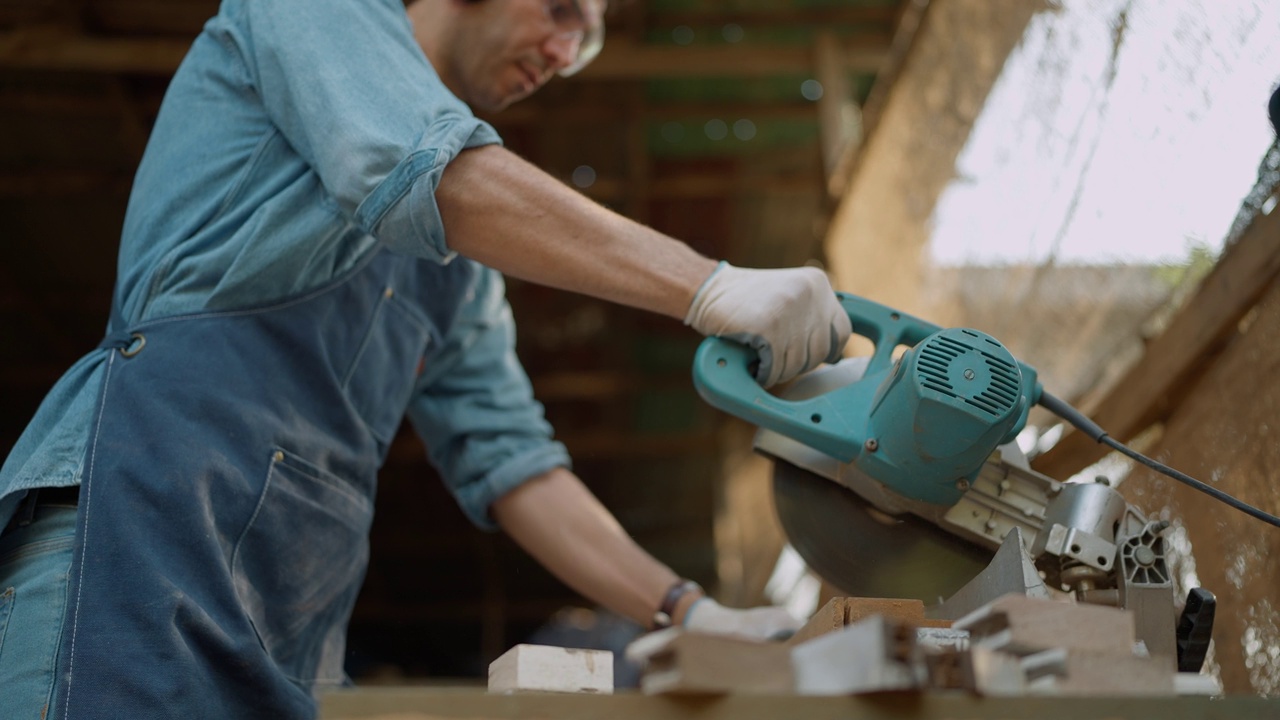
[1038,390,1280,529]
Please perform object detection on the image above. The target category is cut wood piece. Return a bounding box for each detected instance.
[1174,672,1224,696]
[926,646,1026,695]
[787,597,848,647]
[968,646,1028,696]
[623,626,683,665]
[1024,648,1175,696]
[626,630,793,695]
[954,594,1136,657]
[487,644,613,695]
[788,596,950,647]
[791,615,924,695]
[846,597,948,627]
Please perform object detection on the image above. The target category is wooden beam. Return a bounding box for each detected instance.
[0,1,60,26]
[530,372,694,402]
[0,26,189,74]
[385,429,717,464]
[828,0,931,198]
[579,38,890,79]
[0,27,889,77]
[86,0,218,35]
[574,171,819,203]
[823,0,1039,321]
[1032,204,1280,479]
[0,169,132,196]
[0,92,118,115]
[350,598,570,625]
[652,7,900,28]
[487,101,820,131]
[625,83,651,223]
[560,430,717,459]
[813,31,861,197]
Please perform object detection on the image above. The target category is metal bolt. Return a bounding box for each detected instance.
[864,438,879,452]
[984,519,998,531]
[964,369,976,380]
[956,479,970,491]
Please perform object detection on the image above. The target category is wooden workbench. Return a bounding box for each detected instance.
[321,687,1280,719]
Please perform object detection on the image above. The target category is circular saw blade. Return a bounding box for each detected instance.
[772,459,995,604]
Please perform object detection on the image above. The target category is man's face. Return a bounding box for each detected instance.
[440,0,591,112]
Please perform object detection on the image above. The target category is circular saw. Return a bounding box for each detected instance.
[691,293,1212,670]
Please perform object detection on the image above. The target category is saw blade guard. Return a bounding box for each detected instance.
[693,293,1041,506]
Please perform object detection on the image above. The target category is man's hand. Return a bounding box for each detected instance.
[684,263,852,387]
[683,598,802,641]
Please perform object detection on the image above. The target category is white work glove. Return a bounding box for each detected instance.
[684,262,852,387]
[683,598,803,642]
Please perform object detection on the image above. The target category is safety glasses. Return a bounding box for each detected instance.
[545,0,606,77]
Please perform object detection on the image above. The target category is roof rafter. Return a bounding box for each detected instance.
[0,26,890,76]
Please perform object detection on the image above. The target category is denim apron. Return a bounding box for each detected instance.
[53,247,477,719]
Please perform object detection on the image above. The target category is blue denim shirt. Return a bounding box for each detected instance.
[0,0,570,530]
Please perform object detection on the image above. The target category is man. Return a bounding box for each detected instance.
[0,0,852,717]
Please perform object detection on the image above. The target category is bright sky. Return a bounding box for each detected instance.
[929,0,1280,266]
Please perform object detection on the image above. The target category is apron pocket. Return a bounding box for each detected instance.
[231,448,374,688]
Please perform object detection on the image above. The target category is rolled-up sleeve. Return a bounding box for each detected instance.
[406,269,571,530]
[232,0,499,262]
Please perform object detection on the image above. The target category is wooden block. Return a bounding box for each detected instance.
[487,644,613,695]
[1024,648,1175,696]
[845,597,930,625]
[923,646,1025,695]
[788,597,950,647]
[966,647,1027,696]
[1174,673,1223,696]
[954,594,1136,657]
[787,598,849,646]
[626,630,793,695]
[791,615,924,695]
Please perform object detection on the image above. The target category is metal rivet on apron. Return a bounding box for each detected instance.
[384,287,394,298]
[273,450,284,462]
[120,333,147,358]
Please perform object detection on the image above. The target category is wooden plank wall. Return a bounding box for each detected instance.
[1114,260,1280,695]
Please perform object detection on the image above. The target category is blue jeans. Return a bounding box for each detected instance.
[0,503,75,719]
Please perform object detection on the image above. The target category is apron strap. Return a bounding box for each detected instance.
[98,328,146,357]
[98,329,134,351]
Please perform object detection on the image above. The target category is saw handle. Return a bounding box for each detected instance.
[691,293,943,462]
[707,291,943,381]
[835,293,944,374]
